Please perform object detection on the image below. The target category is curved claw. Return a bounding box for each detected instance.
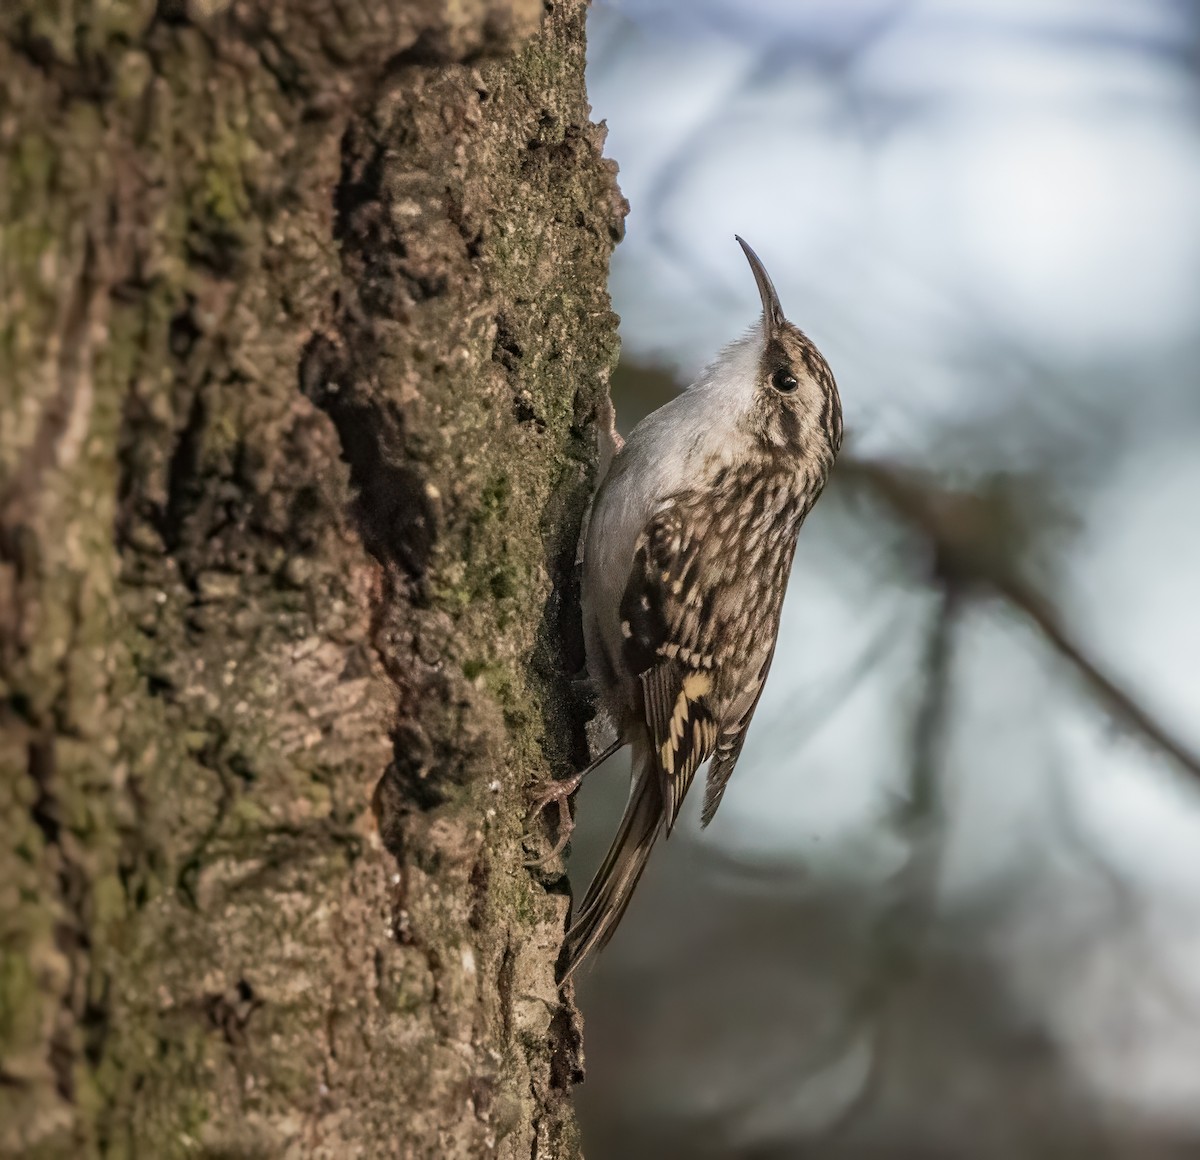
[524,772,584,867]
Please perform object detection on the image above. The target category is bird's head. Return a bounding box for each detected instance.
[727,235,842,465]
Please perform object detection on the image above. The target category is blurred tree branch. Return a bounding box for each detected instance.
[820,577,960,1141]
[843,459,1200,786]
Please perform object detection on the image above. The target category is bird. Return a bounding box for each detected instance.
[533,236,843,981]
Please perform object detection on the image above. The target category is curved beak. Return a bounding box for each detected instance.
[735,235,785,338]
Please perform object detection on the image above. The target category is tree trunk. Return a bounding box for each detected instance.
[0,0,624,1155]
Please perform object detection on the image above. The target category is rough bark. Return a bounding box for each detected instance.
[0,0,624,1155]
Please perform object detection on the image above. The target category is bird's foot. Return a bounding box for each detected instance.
[524,771,585,867]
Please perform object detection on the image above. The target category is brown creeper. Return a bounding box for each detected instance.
[549,237,842,979]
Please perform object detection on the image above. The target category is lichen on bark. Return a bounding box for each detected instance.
[0,0,624,1155]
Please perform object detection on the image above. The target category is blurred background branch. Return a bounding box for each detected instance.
[844,458,1200,785]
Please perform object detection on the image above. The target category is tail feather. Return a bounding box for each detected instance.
[560,752,663,980]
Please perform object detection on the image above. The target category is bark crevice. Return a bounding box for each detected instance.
[2,0,621,1154]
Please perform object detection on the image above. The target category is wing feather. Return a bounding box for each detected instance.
[701,637,778,825]
[620,506,720,831]
[640,664,718,829]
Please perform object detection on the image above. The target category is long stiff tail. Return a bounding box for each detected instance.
[561,747,663,981]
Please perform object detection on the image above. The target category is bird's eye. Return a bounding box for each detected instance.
[771,368,798,394]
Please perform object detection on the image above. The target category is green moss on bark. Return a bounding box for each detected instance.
[1,0,620,1156]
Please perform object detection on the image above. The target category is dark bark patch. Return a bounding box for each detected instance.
[548,1002,584,1089]
[160,389,206,555]
[468,857,490,930]
[204,978,262,1048]
[300,336,438,580]
[497,941,516,1045]
[493,314,525,374]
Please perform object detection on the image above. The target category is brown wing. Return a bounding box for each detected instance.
[619,505,720,832]
[700,636,778,826]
